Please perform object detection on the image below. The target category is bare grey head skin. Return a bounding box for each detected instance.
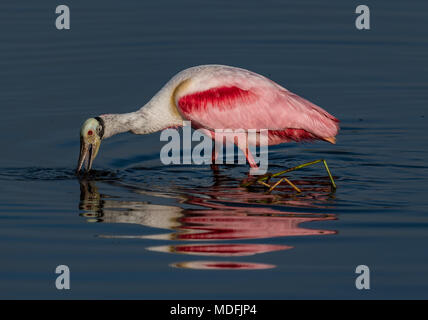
[76,117,105,174]
[76,113,145,174]
[76,112,154,174]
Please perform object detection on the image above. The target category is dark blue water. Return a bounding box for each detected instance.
[0,0,427,299]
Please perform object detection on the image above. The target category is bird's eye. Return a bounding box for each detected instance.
[87,130,93,136]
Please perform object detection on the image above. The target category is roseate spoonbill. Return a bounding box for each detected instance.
[77,65,339,189]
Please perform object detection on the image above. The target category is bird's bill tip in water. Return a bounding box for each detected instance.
[76,118,102,174]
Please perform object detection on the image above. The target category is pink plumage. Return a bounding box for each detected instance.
[90,65,340,172]
[174,66,339,151]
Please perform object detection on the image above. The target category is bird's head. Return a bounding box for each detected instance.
[76,117,105,174]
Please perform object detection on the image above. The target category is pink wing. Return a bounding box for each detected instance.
[176,72,339,143]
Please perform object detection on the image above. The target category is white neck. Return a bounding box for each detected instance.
[100,91,184,139]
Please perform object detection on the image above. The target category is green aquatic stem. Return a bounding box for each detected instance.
[268,177,302,193]
[241,159,337,191]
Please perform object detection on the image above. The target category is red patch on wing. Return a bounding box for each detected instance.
[178,86,255,113]
[269,129,317,142]
[206,263,249,269]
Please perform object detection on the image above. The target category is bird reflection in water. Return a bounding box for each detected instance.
[78,172,337,270]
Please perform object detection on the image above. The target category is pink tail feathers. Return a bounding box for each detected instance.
[286,93,340,140]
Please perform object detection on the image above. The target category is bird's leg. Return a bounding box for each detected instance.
[235,137,260,172]
[210,147,219,171]
[238,144,275,187]
[211,147,218,163]
[210,140,221,171]
[244,146,258,169]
